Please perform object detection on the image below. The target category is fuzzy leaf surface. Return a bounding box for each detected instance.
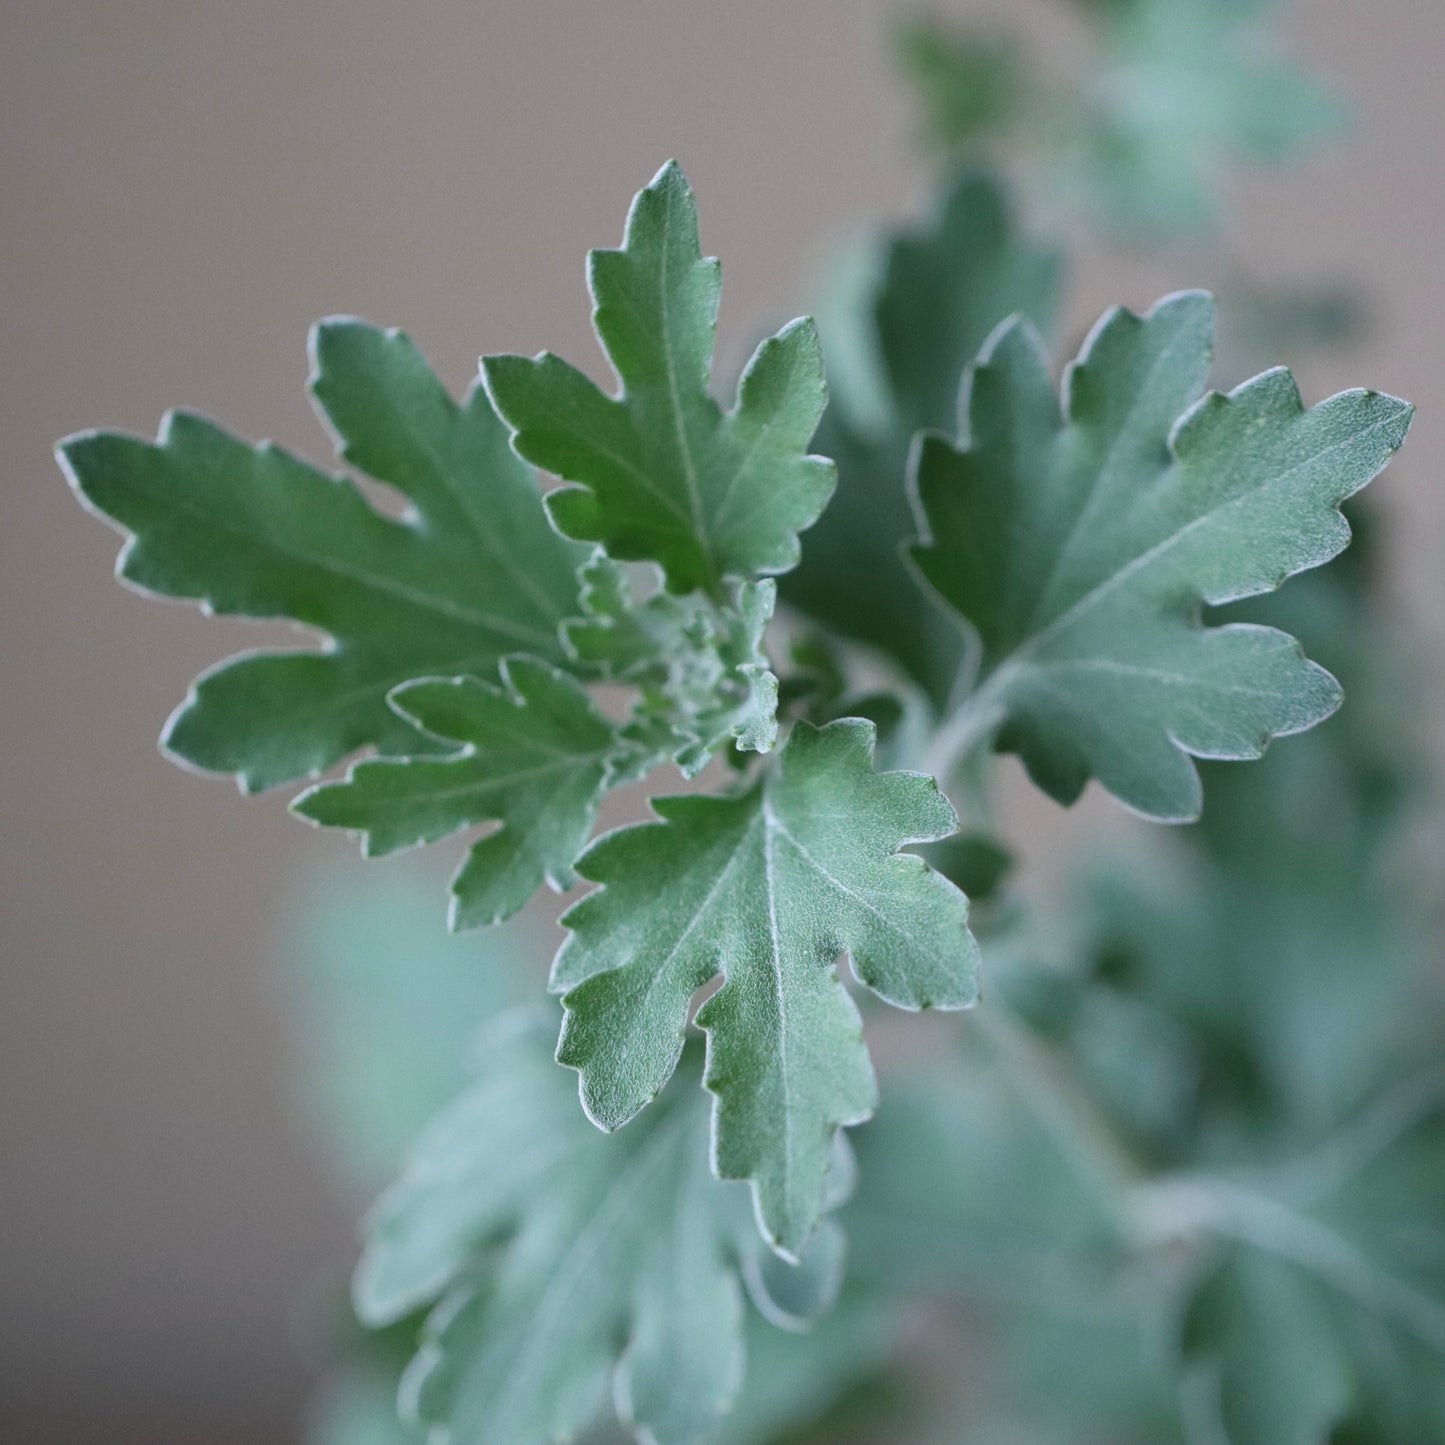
[911,291,1411,820]
[484,162,835,595]
[553,719,978,1257]
[292,659,623,928]
[58,321,587,790]
[356,1014,849,1445]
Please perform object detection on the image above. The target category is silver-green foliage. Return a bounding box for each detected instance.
[785,169,1061,702]
[912,292,1410,819]
[292,659,628,928]
[60,154,1420,1445]
[483,161,835,598]
[58,321,590,791]
[892,0,1340,235]
[357,1012,851,1445]
[554,719,977,1257]
[567,555,779,777]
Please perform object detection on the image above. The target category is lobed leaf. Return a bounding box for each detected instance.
[58,321,587,790]
[553,718,978,1257]
[292,658,626,928]
[785,169,1060,705]
[911,291,1411,820]
[358,1013,851,1445]
[484,162,835,596]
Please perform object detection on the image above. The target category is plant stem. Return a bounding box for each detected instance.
[968,991,1150,1210]
[1130,1173,1445,1352]
[922,662,1016,784]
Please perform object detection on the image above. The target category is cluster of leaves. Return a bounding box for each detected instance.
[64,91,1416,1445]
[293,528,1445,1445]
[62,162,992,1267]
[895,0,1340,234]
[286,872,901,1445]
[356,1014,856,1445]
[848,531,1445,1444]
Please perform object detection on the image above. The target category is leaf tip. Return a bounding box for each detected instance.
[649,156,691,193]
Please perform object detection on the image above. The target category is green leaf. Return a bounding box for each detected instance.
[1075,0,1343,235]
[891,1,1340,237]
[1085,841,1418,1136]
[483,162,835,596]
[58,320,588,791]
[1183,1246,1354,1445]
[292,658,624,928]
[889,16,1022,155]
[552,718,978,1258]
[785,170,1060,706]
[567,555,778,777]
[873,171,1063,439]
[1198,502,1418,872]
[1312,1104,1445,1441]
[911,291,1411,821]
[357,1013,850,1445]
[1175,1102,1445,1445]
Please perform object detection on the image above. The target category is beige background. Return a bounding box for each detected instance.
[2,1,1441,1440]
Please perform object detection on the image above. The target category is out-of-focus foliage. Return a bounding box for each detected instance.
[894,0,1341,235]
[786,169,1060,705]
[354,1017,856,1445]
[277,863,530,1193]
[891,17,1022,155]
[844,526,1445,1443]
[285,875,904,1445]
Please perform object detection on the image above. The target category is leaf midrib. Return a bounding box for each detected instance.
[1025,309,1204,632]
[655,211,719,594]
[128,474,558,648]
[340,386,572,628]
[347,750,612,819]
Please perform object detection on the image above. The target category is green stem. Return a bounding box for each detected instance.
[1130,1173,1445,1353]
[968,991,1150,1211]
[922,662,1016,784]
